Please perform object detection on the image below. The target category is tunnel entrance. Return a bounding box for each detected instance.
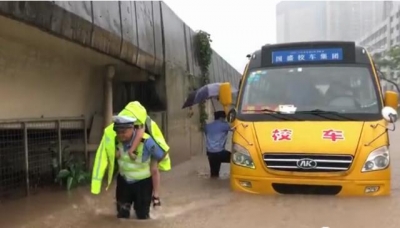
[113,78,166,113]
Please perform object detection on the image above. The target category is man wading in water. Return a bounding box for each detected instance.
[91,101,171,219]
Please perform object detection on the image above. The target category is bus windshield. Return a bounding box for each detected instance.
[239,65,381,116]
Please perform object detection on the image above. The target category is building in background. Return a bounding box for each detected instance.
[276,1,327,43]
[276,1,387,43]
[358,1,400,53]
[327,1,387,41]
[357,1,400,87]
[275,0,399,91]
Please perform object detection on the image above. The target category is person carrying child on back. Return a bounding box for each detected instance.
[91,101,171,219]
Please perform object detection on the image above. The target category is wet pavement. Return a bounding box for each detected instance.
[2,129,400,228]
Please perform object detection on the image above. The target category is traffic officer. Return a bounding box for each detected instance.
[119,101,169,207]
[91,101,171,219]
[113,115,166,219]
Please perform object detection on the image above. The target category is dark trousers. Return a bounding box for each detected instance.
[207,150,231,177]
[116,174,153,219]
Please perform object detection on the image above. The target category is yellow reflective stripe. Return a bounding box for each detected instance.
[119,156,142,163]
[122,170,151,180]
[118,160,149,170]
[119,163,151,180]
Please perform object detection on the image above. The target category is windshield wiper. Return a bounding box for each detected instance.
[242,108,300,121]
[296,109,355,121]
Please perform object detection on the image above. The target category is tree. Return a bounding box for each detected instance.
[373,46,400,94]
[374,45,400,71]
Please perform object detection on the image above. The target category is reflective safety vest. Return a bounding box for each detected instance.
[117,133,152,181]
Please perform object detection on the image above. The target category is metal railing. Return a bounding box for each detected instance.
[0,117,87,202]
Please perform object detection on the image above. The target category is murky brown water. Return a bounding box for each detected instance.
[2,130,400,228]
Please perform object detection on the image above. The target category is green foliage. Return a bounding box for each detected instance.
[199,102,208,131]
[374,45,400,72]
[55,148,90,191]
[194,30,213,130]
[195,31,213,76]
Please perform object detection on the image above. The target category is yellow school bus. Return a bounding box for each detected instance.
[219,41,399,196]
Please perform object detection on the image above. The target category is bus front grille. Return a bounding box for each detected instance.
[263,153,353,172]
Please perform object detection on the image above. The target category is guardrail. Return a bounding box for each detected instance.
[0,117,87,201]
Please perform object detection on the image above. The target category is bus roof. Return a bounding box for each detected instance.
[247,41,371,71]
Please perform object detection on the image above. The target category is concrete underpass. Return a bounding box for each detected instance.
[0,1,240,202]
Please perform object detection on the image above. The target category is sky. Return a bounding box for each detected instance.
[162,0,280,73]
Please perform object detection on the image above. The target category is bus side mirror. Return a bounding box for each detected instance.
[382,106,398,123]
[384,90,398,110]
[219,82,232,113]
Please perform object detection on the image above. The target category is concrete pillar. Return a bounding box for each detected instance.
[104,65,115,128]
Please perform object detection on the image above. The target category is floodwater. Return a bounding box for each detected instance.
[2,130,400,228]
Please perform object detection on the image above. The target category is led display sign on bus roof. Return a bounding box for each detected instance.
[271,48,344,64]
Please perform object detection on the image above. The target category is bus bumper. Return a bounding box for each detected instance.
[231,175,390,196]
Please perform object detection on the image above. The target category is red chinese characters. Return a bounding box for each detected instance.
[322,129,344,142]
[272,129,293,141]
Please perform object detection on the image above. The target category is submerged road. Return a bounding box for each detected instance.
[1,130,400,228]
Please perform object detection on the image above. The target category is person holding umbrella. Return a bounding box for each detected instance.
[204,110,232,178]
[182,82,236,178]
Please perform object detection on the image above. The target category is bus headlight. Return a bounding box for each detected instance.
[362,146,390,172]
[232,144,255,169]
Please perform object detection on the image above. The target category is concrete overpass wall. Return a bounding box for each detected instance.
[0,1,240,82]
[0,25,103,120]
[0,1,241,163]
[0,15,143,122]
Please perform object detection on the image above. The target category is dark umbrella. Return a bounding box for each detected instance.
[182,82,238,109]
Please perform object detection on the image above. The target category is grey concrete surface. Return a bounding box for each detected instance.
[1,129,400,228]
[0,1,241,83]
